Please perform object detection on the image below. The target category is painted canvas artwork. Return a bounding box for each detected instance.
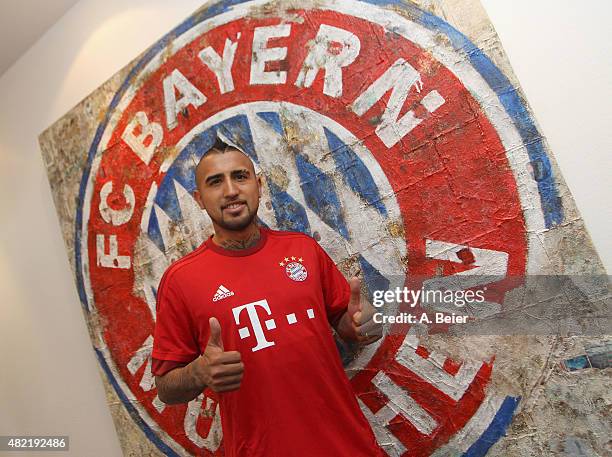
[39,0,609,455]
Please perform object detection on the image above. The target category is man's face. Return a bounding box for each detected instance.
[193,148,261,232]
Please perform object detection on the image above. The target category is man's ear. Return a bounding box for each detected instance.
[193,189,205,210]
[257,176,262,198]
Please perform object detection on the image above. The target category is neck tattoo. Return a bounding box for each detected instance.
[220,230,261,251]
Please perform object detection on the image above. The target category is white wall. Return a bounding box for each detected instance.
[0,1,609,456]
[481,0,612,273]
[0,1,206,456]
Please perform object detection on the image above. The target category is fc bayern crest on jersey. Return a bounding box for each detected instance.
[73,0,563,455]
[283,259,308,282]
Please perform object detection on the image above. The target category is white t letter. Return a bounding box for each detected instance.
[163,68,207,130]
[232,299,276,352]
[250,24,291,85]
[295,24,360,97]
[199,35,240,94]
[121,112,163,165]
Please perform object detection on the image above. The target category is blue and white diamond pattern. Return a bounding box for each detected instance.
[134,102,406,327]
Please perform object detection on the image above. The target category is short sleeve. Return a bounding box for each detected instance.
[315,241,350,327]
[152,270,200,365]
[151,358,188,377]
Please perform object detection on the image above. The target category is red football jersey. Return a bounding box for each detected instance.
[152,228,383,456]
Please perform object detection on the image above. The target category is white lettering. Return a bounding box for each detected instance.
[295,24,360,97]
[372,371,438,435]
[185,395,222,451]
[435,313,467,324]
[351,58,445,148]
[127,335,155,391]
[250,24,291,85]
[126,335,167,412]
[96,234,131,269]
[424,239,508,317]
[121,111,163,165]
[199,35,240,94]
[409,289,421,306]
[395,328,481,401]
[419,313,431,324]
[372,290,385,307]
[99,182,135,226]
[163,68,207,130]
[373,312,383,324]
[359,399,407,456]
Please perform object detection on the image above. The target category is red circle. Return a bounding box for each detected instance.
[86,9,527,455]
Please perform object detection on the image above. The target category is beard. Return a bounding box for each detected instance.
[214,201,259,231]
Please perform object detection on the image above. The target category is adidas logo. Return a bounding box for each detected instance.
[213,285,235,302]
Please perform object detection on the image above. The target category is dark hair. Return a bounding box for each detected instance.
[208,136,234,154]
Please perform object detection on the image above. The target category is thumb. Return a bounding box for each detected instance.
[348,277,362,317]
[207,317,224,351]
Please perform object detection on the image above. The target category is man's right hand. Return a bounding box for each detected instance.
[190,317,244,393]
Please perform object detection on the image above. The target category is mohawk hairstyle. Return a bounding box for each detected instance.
[195,130,260,178]
[208,136,234,154]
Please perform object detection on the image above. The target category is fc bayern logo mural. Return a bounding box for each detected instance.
[42,0,605,456]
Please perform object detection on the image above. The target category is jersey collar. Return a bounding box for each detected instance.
[204,227,268,257]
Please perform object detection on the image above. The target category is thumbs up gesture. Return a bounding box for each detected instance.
[191,317,244,393]
[340,277,382,344]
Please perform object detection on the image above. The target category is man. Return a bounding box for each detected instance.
[152,136,384,456]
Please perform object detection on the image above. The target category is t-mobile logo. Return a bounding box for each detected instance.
[232,299,315,352]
